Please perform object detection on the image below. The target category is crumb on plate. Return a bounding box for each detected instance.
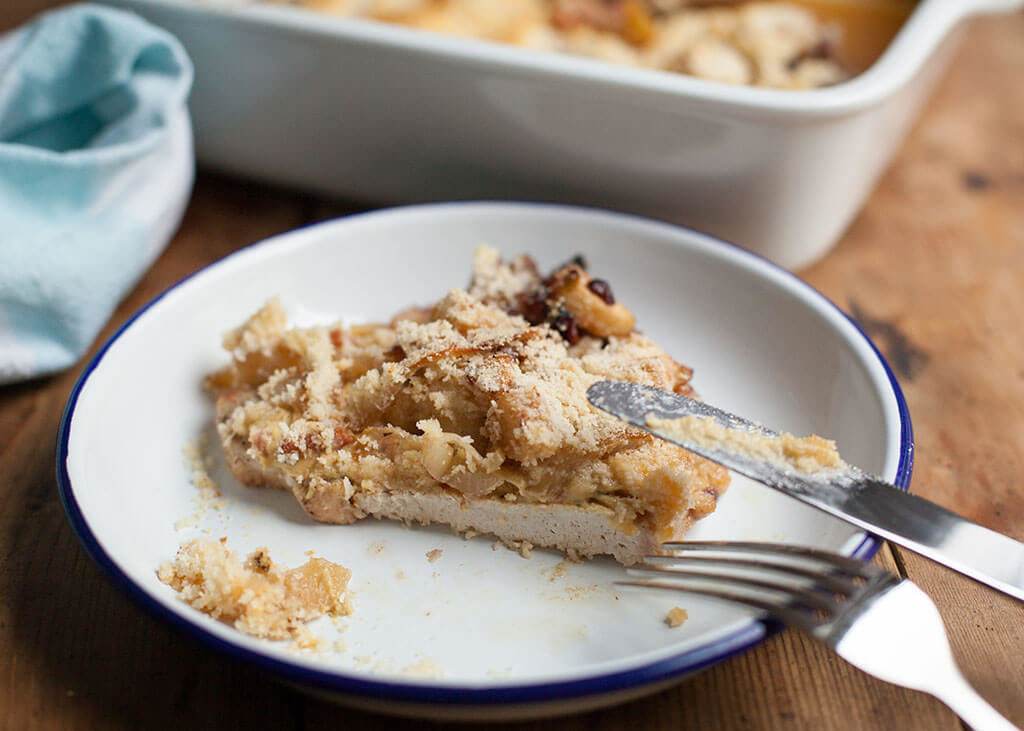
[666,606,689,628]
[157,538,351,641]
[400,657,445,678]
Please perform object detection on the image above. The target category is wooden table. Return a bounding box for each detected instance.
[2,4,1023,728]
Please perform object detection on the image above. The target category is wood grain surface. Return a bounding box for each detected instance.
[1,2,1022,729]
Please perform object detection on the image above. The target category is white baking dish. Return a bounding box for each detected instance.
[106,0,1020,268]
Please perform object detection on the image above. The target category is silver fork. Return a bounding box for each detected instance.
[623,542,1019,731]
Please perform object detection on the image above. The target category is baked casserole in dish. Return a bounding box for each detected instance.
[107,0,1021,267]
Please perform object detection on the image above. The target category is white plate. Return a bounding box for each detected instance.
[58,202,912,720]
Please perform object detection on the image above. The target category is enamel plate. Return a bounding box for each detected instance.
[58,202,912,720]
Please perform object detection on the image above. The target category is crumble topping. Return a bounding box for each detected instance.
[206,247,729,562]
[645,414,846,473]
[158,539,352,641]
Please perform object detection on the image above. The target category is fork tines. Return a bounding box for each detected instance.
[620,541,891,632]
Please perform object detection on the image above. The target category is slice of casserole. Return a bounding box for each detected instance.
[207,247,728,565]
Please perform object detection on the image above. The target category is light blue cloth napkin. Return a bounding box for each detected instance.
[0,3,194,384]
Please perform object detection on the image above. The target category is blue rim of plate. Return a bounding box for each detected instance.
[56,201,913,709]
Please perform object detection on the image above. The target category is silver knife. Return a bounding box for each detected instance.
[587,380,1024,602]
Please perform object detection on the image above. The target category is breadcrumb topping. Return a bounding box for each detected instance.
[206,247,729,561]
[158,539,352,641]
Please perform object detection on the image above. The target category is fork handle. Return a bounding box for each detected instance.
[931,670,1020,731]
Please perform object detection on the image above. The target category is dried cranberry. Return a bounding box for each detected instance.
[587,278,615,305]
[550,308,580,345]
[386,344,406,361]
[333,426,356,450]
[517,290,549,325]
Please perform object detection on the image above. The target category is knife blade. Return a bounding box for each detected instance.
[587,380,1024,602]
